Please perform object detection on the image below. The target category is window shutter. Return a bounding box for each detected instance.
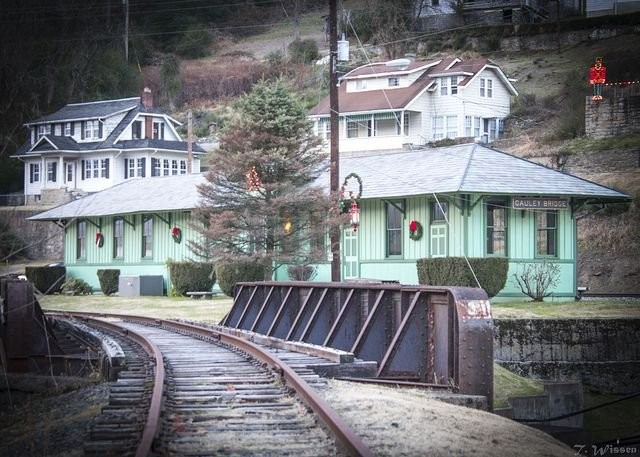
[29,164,34,183]
[81,160,85,180]
[141,158,146,177]
[124,158,128,179]
[151,158,157,177]
[98,121,103,138]
[71,122,75,136]
[52,162,57,181]
[81,121,85,140]
[105,158,110,179]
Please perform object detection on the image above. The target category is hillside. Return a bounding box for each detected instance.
[167,15,640,294]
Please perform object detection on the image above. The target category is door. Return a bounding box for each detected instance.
[342,228,359,279]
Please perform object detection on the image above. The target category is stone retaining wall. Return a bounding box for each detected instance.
[0,207,64,261]
[494,318,640,393]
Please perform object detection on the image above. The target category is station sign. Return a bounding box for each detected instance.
[512,198,569,210]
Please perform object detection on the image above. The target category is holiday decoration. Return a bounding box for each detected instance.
[171,226,182,243]
[339,172,363,214]
[409,220,423,241]
[246,165,262,191]
[95,233,104,248]
[349,201,360,232]
[589,57,606,101]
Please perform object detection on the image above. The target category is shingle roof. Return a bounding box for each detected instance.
[28,144,630,222]
[309,57,516,117]
[28,174,208,221]
[27,97,141,125]
[336,144,629,200]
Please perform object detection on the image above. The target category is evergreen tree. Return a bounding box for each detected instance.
[192,79,344,279]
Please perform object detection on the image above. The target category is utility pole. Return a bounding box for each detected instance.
[123,0,129,62]
[329,0,340,282]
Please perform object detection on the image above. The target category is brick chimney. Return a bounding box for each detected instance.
[141,87,153,110]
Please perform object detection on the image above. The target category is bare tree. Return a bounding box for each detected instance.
[513,261,561,301]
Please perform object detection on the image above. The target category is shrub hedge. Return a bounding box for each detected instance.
[97,269,120,296]
[216,260,265,297]
[61,277,93,295]
[416,257,508,298]
[25,265,66,294]
[167,261,216,296]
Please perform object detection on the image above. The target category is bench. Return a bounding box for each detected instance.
[186,291,218,299]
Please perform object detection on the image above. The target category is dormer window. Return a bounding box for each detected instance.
[480,78,493,98]
[440,76,458,95]
[132,120,142,139]
[37,124,51,139]
[64,122,72,136]
[356,80,367,90]
[82,120,101,140]
[153,121,164,140]
[388,77,399,87]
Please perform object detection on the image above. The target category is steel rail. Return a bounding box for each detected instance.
[48,311,374,457]
[49,312,164,457]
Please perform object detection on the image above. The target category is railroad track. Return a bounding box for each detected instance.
[51,313,373,457]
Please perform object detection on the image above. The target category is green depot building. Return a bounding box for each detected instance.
[29,143,630,300]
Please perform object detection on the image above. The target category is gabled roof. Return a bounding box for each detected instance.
[336,144,629,201]
[26,97,141,125]
[28,174,207,221]
[309,57,517,117]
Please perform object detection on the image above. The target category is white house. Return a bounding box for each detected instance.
[12,88,206,205]
[309,56,518,154]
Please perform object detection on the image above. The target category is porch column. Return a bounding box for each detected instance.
[58,156,64,189]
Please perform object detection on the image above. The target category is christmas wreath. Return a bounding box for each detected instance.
[171,226,182,243]
[339,172,363,214]
[409,220,423,241]
[95,233,104,248]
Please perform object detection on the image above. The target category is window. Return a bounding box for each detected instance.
[318,119,331,142]
[84,120,101,140]
[77,220,86,260]
[536,211,557,257]
[431,201,448,222]
[163,159,170,176]
[113,218,124,259]
[83,160,92,179]
[403,112,410,136]
[388,77,399,87]
[100,159,109,178]
[430,225,447,257]
[450,76,458,95]
[432,116,444,140]
[386,201,404,257]
[152,158,161,177]
[29,163,40,183]
[37,124,51,140]
[132,121,142,139]
[480,78,493,98]
[92,159,100,178]
[356,80,367,90]
[440,78,448,96]
[347,121,359,139]
[64,122,72,136]
[171,160,178,175]
[486,199,507,255]
[136,158,144,177]
[474,116,481,138]
[446,115,457,138]
[47,162,57,182]
[489,118,497,141]
[465,116,472,137]
[153,122,164,139]
[180,160,187,174]
[142,215,153,258]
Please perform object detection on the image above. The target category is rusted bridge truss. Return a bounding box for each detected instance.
[223,281,494,406]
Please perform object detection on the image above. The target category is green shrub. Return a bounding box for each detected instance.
[97,269,120,296]
[167,261,216,296]
[25,265,66,294]
[61,277,93,296]
[216,260,265,297]
[416,257,508,298]
[287,39,319,64]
